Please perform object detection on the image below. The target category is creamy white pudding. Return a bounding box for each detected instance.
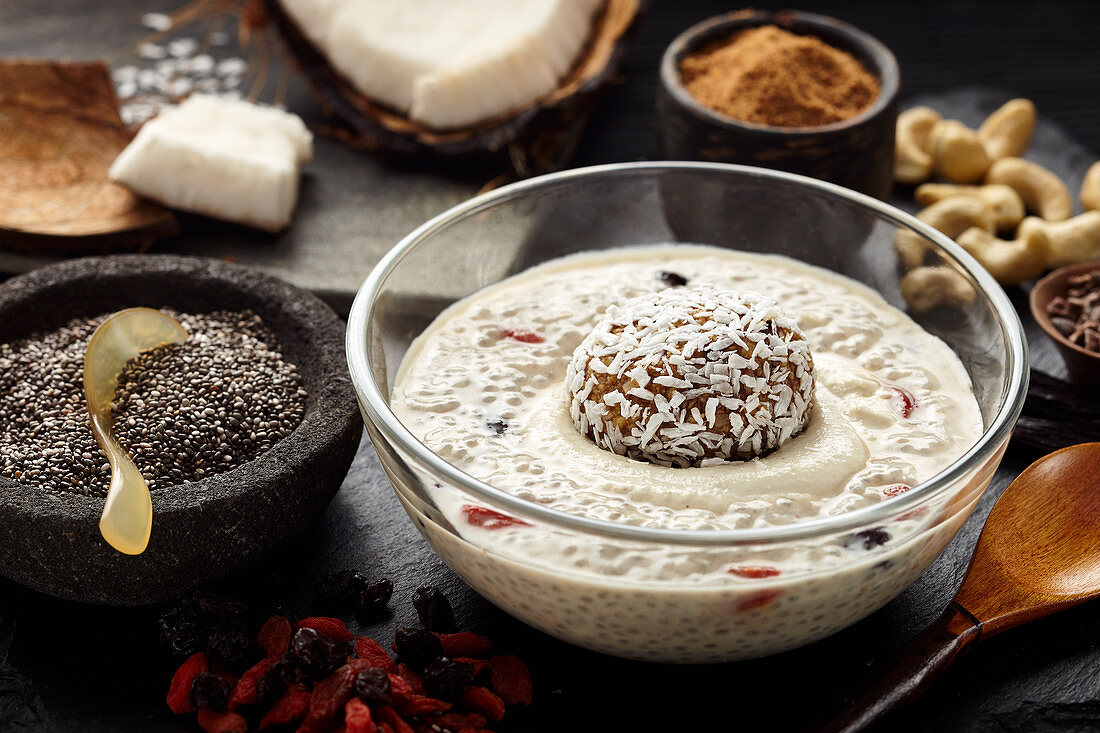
[388,245,986,661]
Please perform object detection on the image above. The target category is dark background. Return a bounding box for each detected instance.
[2,1,1100,732]
[576,1,1100,164]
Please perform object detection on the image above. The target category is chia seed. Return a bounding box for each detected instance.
[0,310,308,496]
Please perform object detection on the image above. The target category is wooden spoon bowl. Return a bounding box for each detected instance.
[829,442,1100,731]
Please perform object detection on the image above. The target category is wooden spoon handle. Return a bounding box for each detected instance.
[823,603,982,733]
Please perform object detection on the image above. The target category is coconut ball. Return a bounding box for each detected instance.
[566,287,815,467]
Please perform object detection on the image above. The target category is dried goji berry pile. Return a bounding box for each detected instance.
[160,581,531,733]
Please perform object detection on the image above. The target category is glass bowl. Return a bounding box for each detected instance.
[346,162,1027,663]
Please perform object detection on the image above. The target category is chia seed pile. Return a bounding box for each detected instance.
[0,310,308,496]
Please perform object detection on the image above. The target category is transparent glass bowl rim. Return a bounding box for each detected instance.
[346,161,1029,547]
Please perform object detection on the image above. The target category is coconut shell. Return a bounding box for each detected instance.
[0,60,178,252]
[264,0,646,169]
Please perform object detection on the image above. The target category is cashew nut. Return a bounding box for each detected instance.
[894,195,996,270]
[900,266,978,312]
[927,120,991,184]
[914,183,1025,233]
[1018,211,1100,268]
[1080,161,1100,212]
[956,226,1049,285]
[894,106,942,185]
[977,99,1037,161]
[985,157,1073,221]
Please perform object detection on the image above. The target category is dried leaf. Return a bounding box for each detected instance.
[0,59,177,250]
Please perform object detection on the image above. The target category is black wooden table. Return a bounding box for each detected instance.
[2,1,1099,731]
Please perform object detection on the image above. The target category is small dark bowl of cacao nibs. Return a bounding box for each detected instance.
[0,254,362,604]
[1031,261,1100,388]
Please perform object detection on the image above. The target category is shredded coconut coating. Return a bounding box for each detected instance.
[566,287,815,467]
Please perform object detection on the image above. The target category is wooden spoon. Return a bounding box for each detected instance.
[84,308,188,555]
[828,442,1100,732]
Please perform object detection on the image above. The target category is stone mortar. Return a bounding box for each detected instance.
[0,254,362,605]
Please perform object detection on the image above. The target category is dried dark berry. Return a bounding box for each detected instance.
[159,605,206,657]
[486,419,508,435]
[159,595,250,658]
[413,587,457,633]
[257,655,292,704]
[194,596,250,627]
[658,271,688,287]
[353,668,392,705]
[847,527,891,550]
[206,629,259,672]
[289,627,345,681]
[190,673,231,711]
[394,627,444,671]
[356,578,394,622]
[423,657,475,702]
[317,569,369,612]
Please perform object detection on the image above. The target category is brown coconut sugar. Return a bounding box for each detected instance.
[680,25,880,127]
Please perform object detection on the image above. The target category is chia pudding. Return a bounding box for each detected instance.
[388,245,989,662]
[0,310,308,496]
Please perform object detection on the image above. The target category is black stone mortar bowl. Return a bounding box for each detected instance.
[656,9,900,200]
[0,255,362,605]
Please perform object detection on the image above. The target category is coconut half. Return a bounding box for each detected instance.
[265,0,645,165]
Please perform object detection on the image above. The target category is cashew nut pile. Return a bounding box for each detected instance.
[893,98,1100,307]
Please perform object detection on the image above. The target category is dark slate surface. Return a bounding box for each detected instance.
[1,1,1099,732]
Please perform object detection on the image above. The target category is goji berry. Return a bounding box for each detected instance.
[305,659,374,728]
[295,721,331,733]
[197,708,248,733]
[884,484,911,497]
[259,683,310,729]
[726,565,781,579]
[295,617,354,643]
[899,506,929,521]
[228,656,278,708]
[258,615,293,657]
[498,327,543,343]
[396,663,425,694]
[487,655,532,706]
[889,385,918,419]
[167,652,209,714]
[434,632,492,658]
[344,697,377,733]
[395,693,451,716]
[452,657,488,675]
[377,725,396,733]
[354,636,398,674]
[388,672,414,701]
[375,706,415,733]
[737,589,782,612]
[424,712,487,729]
[461,686,505,722]
[461,505,531,530]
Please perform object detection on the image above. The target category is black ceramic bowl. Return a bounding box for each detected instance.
[657,9,900,199]
[0,255,362,605]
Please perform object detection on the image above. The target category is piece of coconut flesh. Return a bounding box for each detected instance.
[109,95,312,232]
[279,0,604,130]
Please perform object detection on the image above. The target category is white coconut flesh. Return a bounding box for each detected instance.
[279,0,605,130]
[108,95,313,232]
